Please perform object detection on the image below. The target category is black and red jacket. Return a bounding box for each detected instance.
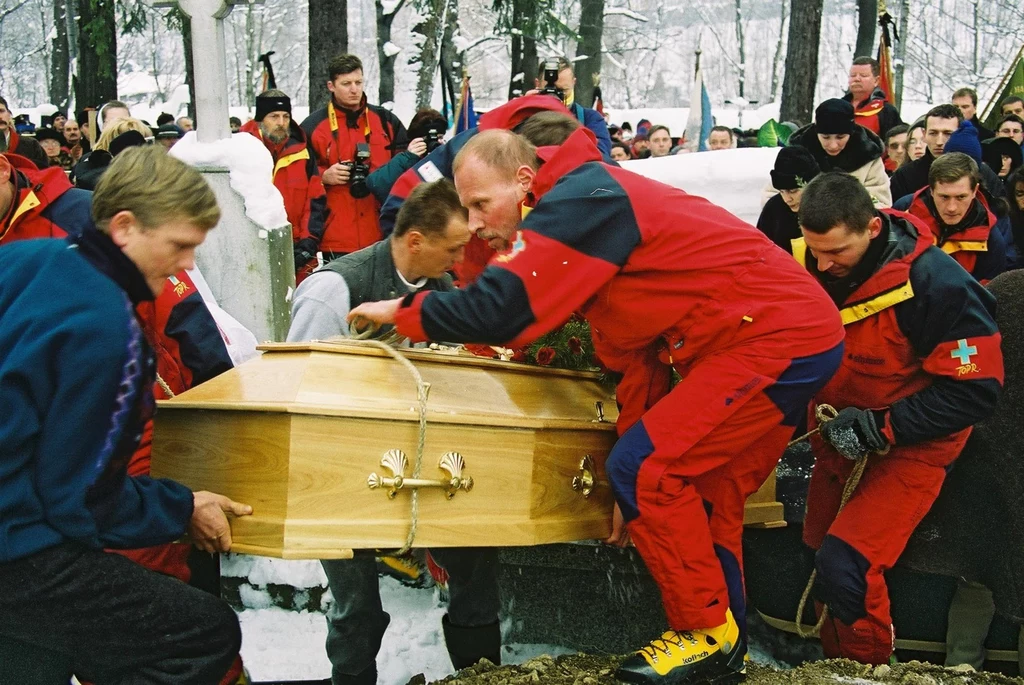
[379,94,571,285]
[300,95,407,253]
[905,187,1005,283]
[843,87,904,139]
[395,128,845,433]
[0,153,91,245]
[795,210,1003,466]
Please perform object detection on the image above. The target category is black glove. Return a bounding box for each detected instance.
[293,238,319,271]
[818,407,889,460]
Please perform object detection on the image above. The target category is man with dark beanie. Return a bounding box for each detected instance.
[241,89,328,283]
[786,98,892,206]
[757,145,820,253]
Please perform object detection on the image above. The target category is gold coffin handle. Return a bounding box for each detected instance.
[367,449,474,500]
[572,454,596,498]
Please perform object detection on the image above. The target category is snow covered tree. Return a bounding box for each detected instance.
[49,0,70,110]
[855,0,876,58]
[780,0,823,124]
[308,0,347,110]
[573,0,603,107]
[376,0,406,105]
[75,0,118,106]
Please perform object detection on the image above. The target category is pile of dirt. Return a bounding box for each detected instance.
[423,655,1024,685]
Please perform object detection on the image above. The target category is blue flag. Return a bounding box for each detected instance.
[684,65,714,152]
[454,74,478,134]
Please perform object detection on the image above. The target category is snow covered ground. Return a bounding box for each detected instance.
[230,556,784,683]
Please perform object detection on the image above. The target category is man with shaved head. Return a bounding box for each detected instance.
[351,126,846,685]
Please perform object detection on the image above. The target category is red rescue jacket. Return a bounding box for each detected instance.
[300,95,407,253]
[905,188,1003,282]
[795,211,1003,467]
[0,155,83,245]
[241,119,327,250]
[396,128,846,433]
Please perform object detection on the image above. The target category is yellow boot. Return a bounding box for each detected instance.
[615,610,746,685]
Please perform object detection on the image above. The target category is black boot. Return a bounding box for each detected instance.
[331,663,378,685]
[441,613,502,670]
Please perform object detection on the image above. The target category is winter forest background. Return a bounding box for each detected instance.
[0,0,1022,126]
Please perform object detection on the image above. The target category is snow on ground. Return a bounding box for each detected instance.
[237,572,575,683]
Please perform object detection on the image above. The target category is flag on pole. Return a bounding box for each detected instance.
[684,60,713,152]
[453,72,478,134]
[981,45,1024,130]
[877,12,897,104]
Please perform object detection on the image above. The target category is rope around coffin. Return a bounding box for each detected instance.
[345,336,430,556]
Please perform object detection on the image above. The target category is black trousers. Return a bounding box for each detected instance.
[0,542,241,685]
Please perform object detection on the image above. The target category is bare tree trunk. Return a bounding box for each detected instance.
[734,0,745,98]
[780,0,823,125]
[971,0,980,84]
[183,14,196,121]
[439,0,460,98]
[574,0,604,107]
[49,0,70,110]
[509,30,524,99]
[74,0,117,107]
[770,0,788,101]
[412,0,444,109]
[308,0,347,110]
[894,0,909,110]
[375,0,406,105]
[855,0,876,57]
[507,0,536,99]
[244,2,257,108]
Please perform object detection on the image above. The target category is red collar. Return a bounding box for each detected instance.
[530,128,603,200]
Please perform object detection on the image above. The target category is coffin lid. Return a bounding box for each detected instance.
[159,340,619,431]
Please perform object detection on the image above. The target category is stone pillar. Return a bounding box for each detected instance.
[177,0,232,142]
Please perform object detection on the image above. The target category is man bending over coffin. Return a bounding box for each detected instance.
[288,179,470,344]
[794,172,1003,665]
[0,146,251,684]
[287,179,499,685]
[350,127,846,685]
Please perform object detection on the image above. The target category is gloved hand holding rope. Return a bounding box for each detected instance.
[789,404,891,637]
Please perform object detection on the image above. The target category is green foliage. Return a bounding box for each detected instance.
[523,317,598,372]
[491,0,578,44]
[119,0,149,34]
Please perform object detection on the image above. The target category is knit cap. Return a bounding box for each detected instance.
[814,99,856,135]
[943,120,983,163]
[771,145,821,190]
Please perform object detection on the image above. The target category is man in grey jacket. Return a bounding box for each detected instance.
[288,178,470,342]
[287,179,500,685]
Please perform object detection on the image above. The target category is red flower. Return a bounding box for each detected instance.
[511,349,527,363]
[568,337,583,355]
[535,347,557,366]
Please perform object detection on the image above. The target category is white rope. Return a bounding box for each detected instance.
[347,337,431,555]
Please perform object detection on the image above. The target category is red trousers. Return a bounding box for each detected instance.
[607,344,843,638]
[803,447,949,664]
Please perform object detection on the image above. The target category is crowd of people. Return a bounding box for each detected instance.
[0,47,1023,685]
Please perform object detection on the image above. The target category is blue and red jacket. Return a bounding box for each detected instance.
[380,94,571,285]
[843,87,904,139]
[300,95,407,253]
[905,187,1005,283]
[0,232,194,562]
[395,128,846,433]
[795,210,1003,466]
[0,153,92,245]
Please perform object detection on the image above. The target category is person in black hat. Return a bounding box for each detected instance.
[982,136,1023,182]
[240,89,330,283]
[786,98,892,207]
[757,145,821,254]
[154,123,184,150]
[34,127,73,171]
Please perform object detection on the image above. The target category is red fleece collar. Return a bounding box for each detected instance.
[478,94,569,131]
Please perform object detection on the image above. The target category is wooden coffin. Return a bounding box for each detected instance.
[150,341,784,559]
